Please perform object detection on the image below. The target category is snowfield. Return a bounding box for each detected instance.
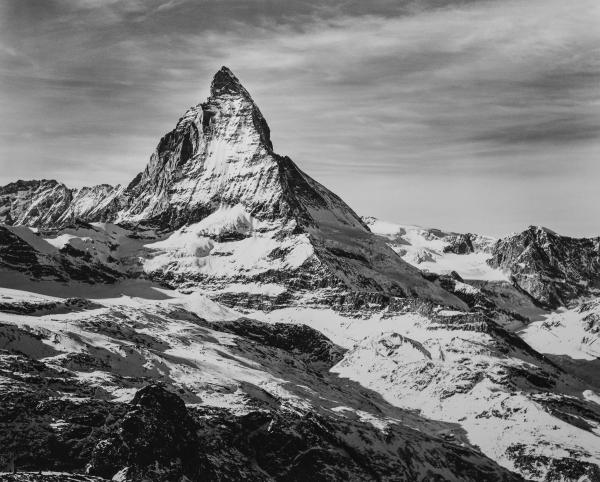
[366,218,509,281]
[520,299,600,360]
[251,303,600,479]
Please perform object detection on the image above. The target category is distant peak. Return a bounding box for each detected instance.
[527,225,557,236]
[210,66,249,97]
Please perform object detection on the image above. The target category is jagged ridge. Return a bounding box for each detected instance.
[488,226,600,307]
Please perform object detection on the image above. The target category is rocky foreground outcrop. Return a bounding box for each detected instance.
[84,384,523,481]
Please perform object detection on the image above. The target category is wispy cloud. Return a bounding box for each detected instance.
[0,0,598,236]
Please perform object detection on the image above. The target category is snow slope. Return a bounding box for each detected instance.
[365,217,508,281]
[254,305,600,480]
[520,298,600,360]
[0,285,521,481]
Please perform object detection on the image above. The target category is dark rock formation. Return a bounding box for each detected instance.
[87,384,200,481]
[488,226,600,307]
[1,369,524,482]
[443,233,476,254]
[0,225,121,284]
[213,318,346,367]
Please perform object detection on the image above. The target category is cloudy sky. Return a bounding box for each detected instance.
[1,0,598,236]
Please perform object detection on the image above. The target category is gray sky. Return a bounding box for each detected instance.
[1,0,599,237]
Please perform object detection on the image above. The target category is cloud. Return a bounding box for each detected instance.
[0,0,598,236]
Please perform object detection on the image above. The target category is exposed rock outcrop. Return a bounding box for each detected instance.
[488,226,600,307]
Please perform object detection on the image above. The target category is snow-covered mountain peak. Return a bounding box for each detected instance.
[204,66,272,150]
[211,66,251,98]
[0,69,465,307]
[116,67,280,228]
[489,225,600,307]
[531,225,556,234]
[364,217,505,282]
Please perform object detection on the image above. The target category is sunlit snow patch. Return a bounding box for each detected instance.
[519,302,600,360]
[366,218,508,281]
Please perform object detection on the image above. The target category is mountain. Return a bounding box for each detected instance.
[488,226,600,308]
[0,67,461,308]
[115,66,277,229]
[0,224,121,285]
[1,68,600,482]
[367,218,600,310]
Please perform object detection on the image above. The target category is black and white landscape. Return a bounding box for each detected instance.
[0,65,599,481]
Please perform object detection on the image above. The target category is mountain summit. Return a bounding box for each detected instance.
[211,66,253,97]
[118,65,278,227]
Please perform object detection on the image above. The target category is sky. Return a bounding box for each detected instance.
[0,0,599,237]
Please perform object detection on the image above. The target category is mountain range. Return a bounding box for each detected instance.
[0,67,599,482]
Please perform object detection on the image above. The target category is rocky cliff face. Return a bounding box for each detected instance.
[117,67,279,229]
[488,226,600,307]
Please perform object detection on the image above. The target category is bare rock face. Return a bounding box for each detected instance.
[488,226,600,307]
[443,233,476,254]
[212,318,346,368]
[87,384,200,481]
